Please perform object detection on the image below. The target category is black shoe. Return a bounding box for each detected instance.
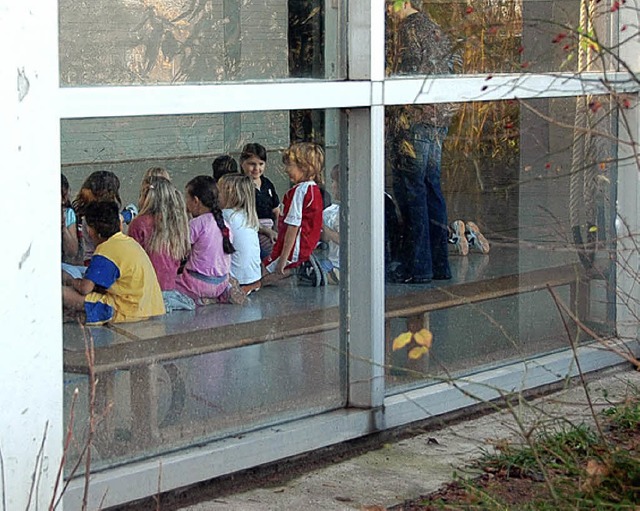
[403,276,432,284]
[432,273,452,281]
[299,260,319,286]
[386,267,408,283]
[387,268,431,284]
[298,254,326,287]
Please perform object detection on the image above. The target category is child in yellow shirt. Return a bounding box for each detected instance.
[62,201,165,325]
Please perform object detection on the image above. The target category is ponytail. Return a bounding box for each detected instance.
[186,175,235,255]
[212,207,235,254]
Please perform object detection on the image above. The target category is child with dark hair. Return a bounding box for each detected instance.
[176,175,245,305]
[61,174,79,264]
[72,170,138,265]
[212,155,239,182]
[240,143,280,258]
[62,201,165,325]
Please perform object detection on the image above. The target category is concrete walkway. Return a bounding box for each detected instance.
[177,366,640,510]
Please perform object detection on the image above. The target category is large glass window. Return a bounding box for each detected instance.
[384,96,617,391]
[62,109,345,472]
[53,0,636,505]
[385,0,615,77]
[59,0,343,86]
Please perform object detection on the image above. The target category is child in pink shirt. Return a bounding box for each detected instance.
[176,175,245,305]
[129,175,196,311]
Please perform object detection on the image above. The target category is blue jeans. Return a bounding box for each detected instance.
[391,123,451,280]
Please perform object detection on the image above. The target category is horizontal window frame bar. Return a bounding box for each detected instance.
[59,82,371,119]
[384,72,638,105]
[58,73,638,119]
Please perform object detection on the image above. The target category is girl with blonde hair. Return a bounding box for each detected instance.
[218,174,262,294]
[138,166,172,206]
[129,176,195,310]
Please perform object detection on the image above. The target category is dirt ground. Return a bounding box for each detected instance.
[389,420,640,510]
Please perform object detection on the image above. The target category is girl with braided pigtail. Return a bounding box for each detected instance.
[176,175,246,305]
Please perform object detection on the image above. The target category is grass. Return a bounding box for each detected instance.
[393,389,640,510]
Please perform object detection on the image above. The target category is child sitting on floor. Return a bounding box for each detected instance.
[261,142,325,285]
[61,173,79,265]
[218,174,262,295]
[129,176,195,312]
[72,170,137,266]
[176,175,245,305]
[319,164,340,285]
[240,143,280,259]
[62,201,165,325]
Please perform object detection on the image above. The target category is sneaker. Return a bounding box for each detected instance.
[298,254,326,287]
[466,221,490,254]
[450,220,469,256]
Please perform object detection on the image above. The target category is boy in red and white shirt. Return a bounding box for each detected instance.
[262,142,324,284]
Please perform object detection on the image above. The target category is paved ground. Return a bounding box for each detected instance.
[172,366,640,510]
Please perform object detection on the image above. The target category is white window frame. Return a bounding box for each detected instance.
[48,0,640,508]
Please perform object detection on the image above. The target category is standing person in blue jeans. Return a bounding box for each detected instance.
[386,0,459,283]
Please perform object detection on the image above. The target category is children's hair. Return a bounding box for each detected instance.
[138,176,191,260]
[218,174,259,230]
[185,175,235,255]
[84,201,121,240]
[139,167,171,206]
[212,155,239,182]
[61,174,71,207]
[282,142,325,184]
[240,143,267,164]
[143,166,171,181]
[73,171,122,216]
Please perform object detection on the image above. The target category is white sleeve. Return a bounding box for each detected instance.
[323,204,340,232]
[284,183,311,227]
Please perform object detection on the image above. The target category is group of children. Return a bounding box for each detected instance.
[61,141,339,326]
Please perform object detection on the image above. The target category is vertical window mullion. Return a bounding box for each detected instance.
[346,106,386,410]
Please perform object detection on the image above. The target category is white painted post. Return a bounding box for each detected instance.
[616,1,640,346]
[346,0,386,412]
[0,1,63,509]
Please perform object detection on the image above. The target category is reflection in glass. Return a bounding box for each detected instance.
[61,109,344,471]
[385,96,618,392]
[63,326,343,473]
[60,110,339,204]
[385,0,614,76]
[59,0,340,86]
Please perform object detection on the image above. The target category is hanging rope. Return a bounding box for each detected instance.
[569,0,599,270]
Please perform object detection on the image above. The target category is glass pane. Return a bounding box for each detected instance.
[385,0,615,76]
[59,0,343,86]
[384,96,618,392]
[62,109,345,471]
